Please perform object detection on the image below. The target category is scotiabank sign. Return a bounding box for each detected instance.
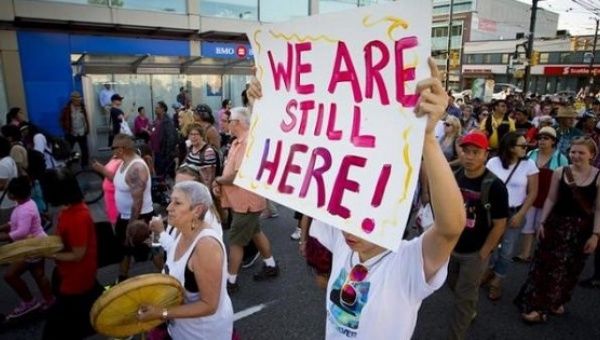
[544,66,600,76]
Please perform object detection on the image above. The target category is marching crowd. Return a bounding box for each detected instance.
[0,57,599,340]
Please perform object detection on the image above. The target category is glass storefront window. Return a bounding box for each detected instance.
[0,58,7,125]
[319,0,392,14]
[36,0,187,13]
[200,0,259,20]
[260,0,309,22]
[118,0,187,14]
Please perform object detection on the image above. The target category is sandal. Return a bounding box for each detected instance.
[488,281,502,301]
[550,305,565,315]
[521,311,547,324]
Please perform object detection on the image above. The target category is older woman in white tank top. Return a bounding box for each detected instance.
[137,181,233,339]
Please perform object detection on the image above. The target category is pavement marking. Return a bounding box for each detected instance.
[234,303,269,321]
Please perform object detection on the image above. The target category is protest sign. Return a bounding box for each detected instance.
[237,1,432,250]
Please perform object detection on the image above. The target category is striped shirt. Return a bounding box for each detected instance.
[184,144,217,168]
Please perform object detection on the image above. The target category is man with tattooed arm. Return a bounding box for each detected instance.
[111,134,155,283]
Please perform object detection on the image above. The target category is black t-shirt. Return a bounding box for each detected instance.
[454,170,509,254]
[110,107,124,134]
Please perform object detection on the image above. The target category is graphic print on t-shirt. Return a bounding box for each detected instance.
[461,188,481,229]
[328,268,371,337]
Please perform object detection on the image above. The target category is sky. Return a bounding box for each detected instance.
[516,0,599,35]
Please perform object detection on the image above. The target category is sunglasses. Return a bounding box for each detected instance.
[444,122,452,127]
[340,264,368,307]
[111,146,123,150]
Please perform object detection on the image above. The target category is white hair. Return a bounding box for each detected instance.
[173,180,213,208]
[230,106,251,126]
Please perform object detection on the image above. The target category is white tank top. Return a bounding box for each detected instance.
[165,228,233,340]
[113,158,153,219]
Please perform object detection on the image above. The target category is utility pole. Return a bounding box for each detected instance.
[589,18,599,86]
[523,0,540,95]
[445,0,455,91]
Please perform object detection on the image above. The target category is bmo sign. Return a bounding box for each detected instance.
[201,41,254,60]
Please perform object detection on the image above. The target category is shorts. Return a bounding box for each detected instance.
[115,212,154,261]
[229,211,261,247]
[522,207,542,234]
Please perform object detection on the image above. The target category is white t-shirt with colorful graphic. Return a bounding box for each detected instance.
[310,221,448,340]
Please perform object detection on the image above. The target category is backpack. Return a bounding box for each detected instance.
[26,149,47,180]
[454,167,498,228]
[46,136,71,161]
[198,143,224,176]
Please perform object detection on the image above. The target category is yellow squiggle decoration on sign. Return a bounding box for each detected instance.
[399,126,413,203]
[268,30,338,43]
[362,15,409,40]
[246,113,259,159]
[253,29,263,54]
[253,29,264,80]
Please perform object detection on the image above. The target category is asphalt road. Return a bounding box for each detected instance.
[0,202,598,340]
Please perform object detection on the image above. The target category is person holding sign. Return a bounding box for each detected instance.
[247,58,466,339]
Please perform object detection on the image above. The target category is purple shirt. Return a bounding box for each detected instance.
[134,115,149,135]
[9,199,46,241]
[150,117,163,153]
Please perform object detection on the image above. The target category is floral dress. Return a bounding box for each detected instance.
[515,167,599,313]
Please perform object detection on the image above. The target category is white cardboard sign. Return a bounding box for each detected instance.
[236,2,432,250]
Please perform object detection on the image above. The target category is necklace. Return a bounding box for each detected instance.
[348,249,392,276]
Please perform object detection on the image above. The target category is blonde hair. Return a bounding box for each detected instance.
[570,136,598,159]
[444,115,462,139]
[178,109,195,137]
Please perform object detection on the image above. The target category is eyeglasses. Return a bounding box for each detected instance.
[340,264,368,307]
[443,122,452,127]
[227,119,239,124]
[111,146,123,150]
[515,144,528,149]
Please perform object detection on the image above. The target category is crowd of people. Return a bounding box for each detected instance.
[1,63,600,340]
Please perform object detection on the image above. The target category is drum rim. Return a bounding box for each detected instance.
[90,273,184,337]
[0,235,63,264]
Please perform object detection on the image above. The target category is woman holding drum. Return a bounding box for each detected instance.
[137,180,233,339]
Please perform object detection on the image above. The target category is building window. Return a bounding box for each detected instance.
[200,0,258,20]
[432,26,449,38]
[432,1,475,15]
[319,0,392,14]
[539,53,549,64]
[39,0,187,13]
[118,0,186,13]
[451,25,462,37]
[260,0,309,22]
[502,53,509,64]
[482,54,492,64]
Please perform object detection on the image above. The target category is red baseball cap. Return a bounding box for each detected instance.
[459,132,489,150]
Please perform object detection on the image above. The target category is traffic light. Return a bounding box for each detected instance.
[530,51,540,66]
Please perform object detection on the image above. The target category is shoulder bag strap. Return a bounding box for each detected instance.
[564,167,595,215]
[504,159,522,185]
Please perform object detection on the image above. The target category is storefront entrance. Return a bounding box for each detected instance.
[74,54,253,154]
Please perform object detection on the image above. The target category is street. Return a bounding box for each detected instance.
[0,203,598,340]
